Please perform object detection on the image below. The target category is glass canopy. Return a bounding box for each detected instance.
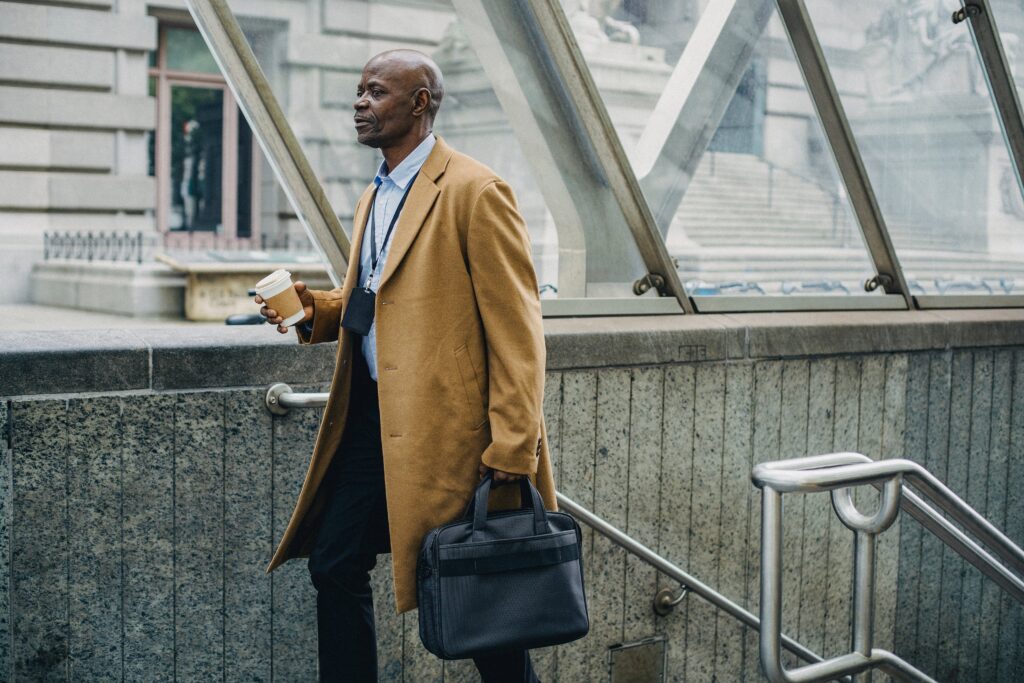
[805,0,1024,297]
[184,0,1024,312]
[565,1,879,298]
[231,1,652,302]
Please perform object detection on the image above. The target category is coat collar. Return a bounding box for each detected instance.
[344,135,453,293]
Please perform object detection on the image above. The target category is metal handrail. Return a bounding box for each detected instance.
[752,452,1024,683]
[263,384,847,678]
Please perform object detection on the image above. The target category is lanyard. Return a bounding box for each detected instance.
[366,172,418,289]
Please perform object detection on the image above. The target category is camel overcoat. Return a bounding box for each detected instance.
[266,136,558,615]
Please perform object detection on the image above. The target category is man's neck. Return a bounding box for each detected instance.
[380,130,431,174]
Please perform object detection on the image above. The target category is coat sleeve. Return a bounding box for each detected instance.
[294,286,345,345]
[467,179,545,476]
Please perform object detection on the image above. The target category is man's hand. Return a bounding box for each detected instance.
[478,464,523,486]
[255,280,315,333]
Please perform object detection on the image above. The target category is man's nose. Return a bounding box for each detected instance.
[354,95,368,111]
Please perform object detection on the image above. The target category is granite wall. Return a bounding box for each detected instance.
[1,313,1022,681]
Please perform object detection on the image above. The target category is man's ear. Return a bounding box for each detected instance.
[411,87,431,117]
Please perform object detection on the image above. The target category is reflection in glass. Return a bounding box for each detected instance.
[167,26,221,75]
[237,119,255,239]
[565,1,877,296]
[233,2,653,298]
[169,86,223,232]
[806,0,1024,296]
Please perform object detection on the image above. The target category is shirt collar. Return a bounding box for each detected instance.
[374,133,436,190]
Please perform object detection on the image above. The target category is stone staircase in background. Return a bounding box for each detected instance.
[668,152,1024,292]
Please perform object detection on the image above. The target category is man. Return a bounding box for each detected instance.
[257,49,558,682]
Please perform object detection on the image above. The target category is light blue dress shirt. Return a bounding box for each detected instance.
[358,133,436,381]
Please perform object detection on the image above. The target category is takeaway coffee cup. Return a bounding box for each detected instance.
[255,269,306,327]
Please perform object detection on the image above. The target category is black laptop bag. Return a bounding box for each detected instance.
[416,470,589,660]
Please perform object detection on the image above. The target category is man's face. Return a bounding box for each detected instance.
[353,58,418,149]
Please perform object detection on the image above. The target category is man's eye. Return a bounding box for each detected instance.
[372,89,383,97]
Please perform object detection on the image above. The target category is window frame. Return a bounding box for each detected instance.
[148,21,262,249]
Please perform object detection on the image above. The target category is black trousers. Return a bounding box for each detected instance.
[307,349,540,682]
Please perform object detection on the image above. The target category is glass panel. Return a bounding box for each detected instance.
[147,76,156,178]
[990,0,1024,102]
[236,116,254,239]
[566,2,878,297]
[166,26,220,75]
[805,0,1024,296]
[233,1,649,300]
[169,85,223,232]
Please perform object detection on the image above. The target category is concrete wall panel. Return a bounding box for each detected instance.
[958,351,994,681]
[800,358,835,657]
[586,368,629,681]
[895,352,930,665]
[121,394,175,682]
[0,172,153,211]
[623,367,664,646]
[825,357,859,658]
[551,370,597,680]
[67,398,123,680]
[174,394,225,680]
[934,351,973,680]
[0,338,1021,681]
[779,359,809,658]
[322,0,450,44]
[0,128,114,172]
[0,42,113,90]
[998,351,1024,681]
[915,351,952,675]
[0,402,9,681]
[979,350,1012,682]
[10,400,69,680]
[0,2,155,50]
[0,86,153,131]
[224,390,273,682]
[744,360,783,679]
[716,363,753,678]
[686,363,725,681]
[659,364,695,681]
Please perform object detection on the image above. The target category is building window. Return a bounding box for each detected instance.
[148,22,260,246]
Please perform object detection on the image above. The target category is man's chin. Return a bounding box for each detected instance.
[356,131,382,148]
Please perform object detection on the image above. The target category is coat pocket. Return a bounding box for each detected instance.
[454,344,487,429]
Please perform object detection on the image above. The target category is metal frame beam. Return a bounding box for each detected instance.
[184,0,349,284]
[452,0,693,311]
[775,0,912,309]
[959,0,1024,219]
[633,0,774,237]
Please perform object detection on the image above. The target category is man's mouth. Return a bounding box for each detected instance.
[354,118,374,129]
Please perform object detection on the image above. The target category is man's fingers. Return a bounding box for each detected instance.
[294,280,307,293]
[264,307,277,318]
[254,295,264,304]
[277,325,288,334]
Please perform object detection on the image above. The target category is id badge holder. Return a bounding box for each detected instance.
[341,286,375,335]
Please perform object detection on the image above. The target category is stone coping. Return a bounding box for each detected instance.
[1,309,1022,397]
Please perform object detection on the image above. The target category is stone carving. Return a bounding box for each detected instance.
[864,0,983,98]
[560,0,639,50]
[434,20,473,64]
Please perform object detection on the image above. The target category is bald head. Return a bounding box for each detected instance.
[365,49,445,119]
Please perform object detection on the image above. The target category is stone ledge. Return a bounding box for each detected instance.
[1,309,1022,396]
[0,327,338,397]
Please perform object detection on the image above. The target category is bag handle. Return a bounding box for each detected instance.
[468,470,549,540]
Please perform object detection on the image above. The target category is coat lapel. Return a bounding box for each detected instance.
[344,185,375,295]
[375,135,453,291]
